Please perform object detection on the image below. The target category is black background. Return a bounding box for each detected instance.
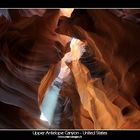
[0,130,140,139]
[0,0,140,8]
[0,0,140,139]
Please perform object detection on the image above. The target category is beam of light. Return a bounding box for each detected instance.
[60,8,74,17]
[70,38,86,50]
[70,38,77,50]
[70,38,86,61]
[40,86,61,126]
[40,61,70,126]
[40,112,49,122]
[40,39,85,126]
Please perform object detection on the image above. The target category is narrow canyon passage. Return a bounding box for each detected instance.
[0,9,140,129]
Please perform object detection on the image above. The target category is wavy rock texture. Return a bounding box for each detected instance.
[0,9,64,128]
[0,9,140,129]
[56,9,140,129]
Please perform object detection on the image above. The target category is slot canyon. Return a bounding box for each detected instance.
[0,9,140,129]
